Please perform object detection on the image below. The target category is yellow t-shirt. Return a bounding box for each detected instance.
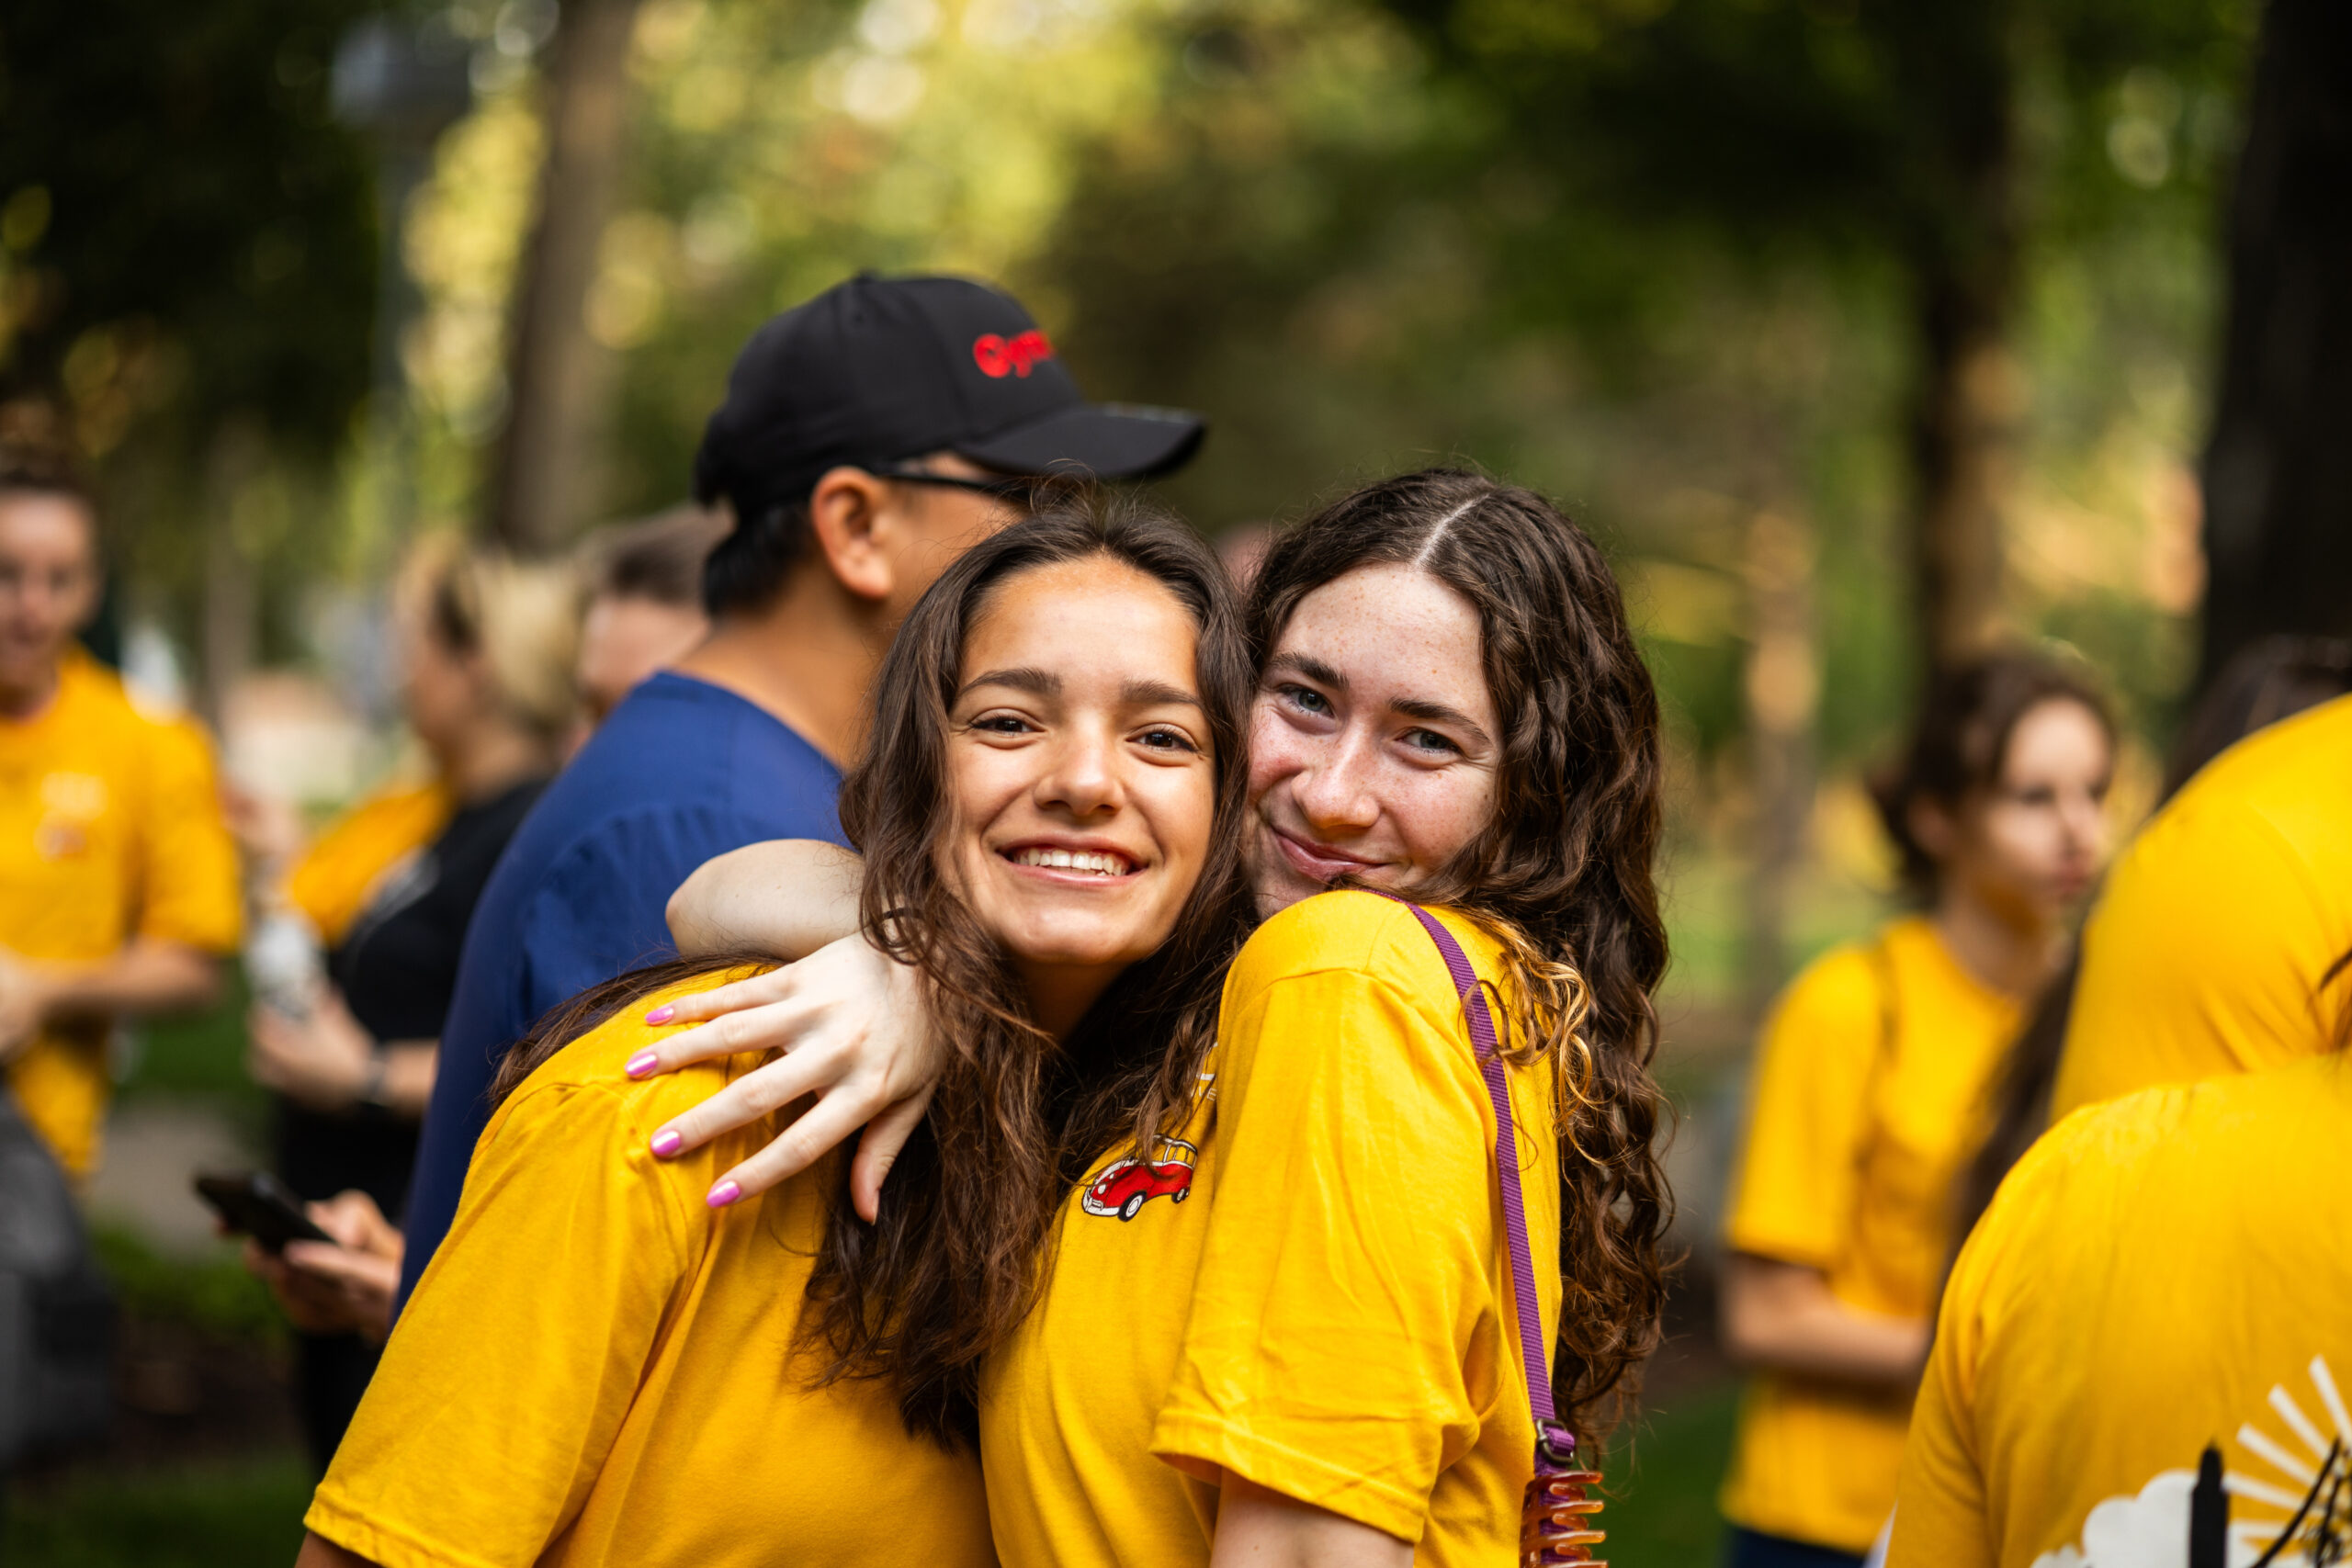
[2055,693,2352,1117]
[979,890,1562,1567]
[1890,1053,2352,1568]
[1720,914,2022,1553]
[305,976,996,1568]
[284,779,454,946]
[0,649,242,1174]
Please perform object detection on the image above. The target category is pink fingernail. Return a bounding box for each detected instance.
[643,1005,675,1025]
[706,1179,741,1209]
[625,1050,660,1078]
[650,1129,684,1157]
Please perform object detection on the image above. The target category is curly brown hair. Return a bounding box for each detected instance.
[1246,468,1674,1441]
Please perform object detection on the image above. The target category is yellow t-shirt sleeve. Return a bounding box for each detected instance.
[1149,965,1500,1545]
[133,716,242,953]
[305,1072,697,1568]
[1886,1199,2000,1567]
[1724,947,1884,1269]
[2058,802,2339,1114]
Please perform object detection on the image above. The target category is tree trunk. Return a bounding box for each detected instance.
[1898,3,2022,672]
[487,0,641,556]
[199,421,266,728]
[1909,275,2020,666]
[1741,507,1818,1021]
[2197,0,2352,685]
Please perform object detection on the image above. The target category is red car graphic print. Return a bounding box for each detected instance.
[1080,1139,1197,1222]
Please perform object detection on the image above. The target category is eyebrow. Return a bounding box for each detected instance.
[960,666,1058,700]
[1123,678,1202,709]
[1266,651,1346,692]
[959,668,1201,710]
[1268,651,1492,750]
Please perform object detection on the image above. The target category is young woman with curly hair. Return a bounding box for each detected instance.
[647,468,1675,1563]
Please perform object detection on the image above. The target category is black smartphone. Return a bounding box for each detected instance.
[193,1170,334,1251]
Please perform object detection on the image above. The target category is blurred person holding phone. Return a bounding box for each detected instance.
[1715,653,2114,1568]
[571,504,728,731]
[0,437,240,1179]
[392,273,1202,1317]
[242,536,575,1468]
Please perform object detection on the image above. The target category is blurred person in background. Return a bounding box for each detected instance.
[571,504,728,731]
[242,536,576,1470]
[1716,652,2114,1568]
[393,273,1203,1315]
[1951,635,2352,1256]
[0,439,240,1179]
[2051,643,2352,1118]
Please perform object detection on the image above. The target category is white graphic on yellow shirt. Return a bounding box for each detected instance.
[2031,1356,2350,1568]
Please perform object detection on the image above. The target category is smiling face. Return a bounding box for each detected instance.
[1245,561,1502,919]
[941,553,1216,1035]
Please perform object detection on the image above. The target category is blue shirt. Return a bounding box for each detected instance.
[394,673,846,1314]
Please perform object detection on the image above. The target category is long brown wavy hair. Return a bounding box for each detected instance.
[497,489,1258,1447]
[811,489,1256,1443]
[1247,468,1673,1441]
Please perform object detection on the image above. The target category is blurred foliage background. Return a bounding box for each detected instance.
[4,0,2335,1553]
[0,0,2265,1012]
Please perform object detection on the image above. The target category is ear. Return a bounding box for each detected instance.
[805,466,899,604]
[1906,794,1959,864]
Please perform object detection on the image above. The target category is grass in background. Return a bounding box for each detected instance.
[1601,1380,1744,1563]
[90,1224,283,1346]
[2,1457,312,1567]
[118,969,261,1107]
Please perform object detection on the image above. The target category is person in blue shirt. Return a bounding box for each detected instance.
[390,274,1204,1315]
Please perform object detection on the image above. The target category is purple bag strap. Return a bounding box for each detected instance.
[1373,892,1573,1463]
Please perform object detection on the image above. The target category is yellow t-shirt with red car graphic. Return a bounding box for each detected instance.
[0,649,242,1174]
[979,889,1562,1567]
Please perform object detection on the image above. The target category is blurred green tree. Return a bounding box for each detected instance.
[0,0,384,698]
[1379,0,2249,677]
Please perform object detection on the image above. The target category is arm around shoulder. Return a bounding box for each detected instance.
[666,839,864,959]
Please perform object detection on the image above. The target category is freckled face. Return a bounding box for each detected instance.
[1245,562,1501,919]
[943,555,1216,1007]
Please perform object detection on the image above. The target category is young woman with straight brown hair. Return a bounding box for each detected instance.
[645,468,1675,1563]
[1716,652,2114,1568]
[292,491,1257,1568]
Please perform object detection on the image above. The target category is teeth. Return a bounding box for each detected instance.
[1011,847,1133,876]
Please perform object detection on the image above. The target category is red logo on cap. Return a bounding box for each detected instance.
[973,330,1054,379]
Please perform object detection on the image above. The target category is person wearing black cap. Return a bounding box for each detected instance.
[383,274,1201,1318]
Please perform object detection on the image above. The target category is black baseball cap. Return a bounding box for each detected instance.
[693,273,1204,525]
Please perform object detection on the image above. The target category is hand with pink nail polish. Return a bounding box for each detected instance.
[621,933,941,1223]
